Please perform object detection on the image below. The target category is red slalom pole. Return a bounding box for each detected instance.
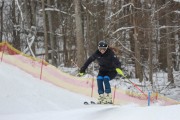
[127,78,148,99]
[91,77,95,97]
[40,56,44,80]
[1,42,6,62]
[118,69,148,99]
[112,85,117,104]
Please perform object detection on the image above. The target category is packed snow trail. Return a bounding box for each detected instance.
[0,62,91,114]
[0,62,180,120]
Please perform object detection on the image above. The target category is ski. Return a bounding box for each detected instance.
[84,101,96,105]
[83,101,114,105]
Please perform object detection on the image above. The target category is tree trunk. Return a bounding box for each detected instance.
[166,7,174,84]
[132,0,143,82]
[24,0,36,55]
[30,0,37,55]
[12,0,20,51]
[174,33,179,71]
[0,0,4,42]
[133,27,143,82]
[41,0,48,61]
[74,0,85,67]
[96,0,105,40]
[24,0,31,28]
[148,2,155,85]
[47,0,57,66]
[148,31,153,84]
[85,1,97,56]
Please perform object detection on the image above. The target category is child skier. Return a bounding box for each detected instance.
[79,40,123,104]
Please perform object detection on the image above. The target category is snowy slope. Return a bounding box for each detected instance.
[0,62,90,114]
[0,62,180,120]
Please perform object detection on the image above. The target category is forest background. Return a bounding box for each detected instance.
[0,0,180,93]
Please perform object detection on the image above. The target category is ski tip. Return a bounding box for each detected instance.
[90,101,96,104]
[84,101,89,105]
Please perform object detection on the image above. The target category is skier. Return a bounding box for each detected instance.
[78,40,123,104]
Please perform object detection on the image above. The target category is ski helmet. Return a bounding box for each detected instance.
[98,40,108,47]
[98,40,108,52]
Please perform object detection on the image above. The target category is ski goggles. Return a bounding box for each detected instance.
[98,46,108,51]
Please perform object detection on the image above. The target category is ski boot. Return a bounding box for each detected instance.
[97,94,105,104]
[103,93,113,104]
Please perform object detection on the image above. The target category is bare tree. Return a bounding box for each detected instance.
[0,0,4,42]
[166,1,174,84]
[132,0,143,82]
[1,0,180,86]
[74,0,85,67]
[41,0,48,61]
[82,1,97,56]
[47,0,57,66]
[12,0,20,51]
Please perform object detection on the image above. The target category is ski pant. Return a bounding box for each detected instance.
[97,70,117,94]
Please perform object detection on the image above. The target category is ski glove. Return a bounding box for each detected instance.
[116,68,125,77]
[78,72,85,77]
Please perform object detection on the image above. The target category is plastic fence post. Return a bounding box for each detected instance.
[148,91,151,106]
[0,50,3,62]
[40,59,44,80]
[1,42,5,62]
[156,92,158,100]
[91,77,95,97]
[113,85,117,104]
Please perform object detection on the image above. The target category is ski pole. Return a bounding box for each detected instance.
[118,69,148,99]
[126,77,148,99]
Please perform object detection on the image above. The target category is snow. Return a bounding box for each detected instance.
[174,0,180,2]
[112,27,134,35]
[107,3,134,20]
[0,62,180,120]
[174,10,180,14]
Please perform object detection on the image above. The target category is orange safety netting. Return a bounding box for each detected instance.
[0,41,179,106]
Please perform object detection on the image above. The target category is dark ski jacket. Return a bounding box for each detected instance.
[80,48,121,73]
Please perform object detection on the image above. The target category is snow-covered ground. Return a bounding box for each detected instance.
[0,62,180,120]
[61,66,180,102]
[174,0,180,2]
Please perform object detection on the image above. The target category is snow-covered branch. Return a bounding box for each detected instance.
[153,1,171,14]
[23,26,37,57]
[39,7,73,16]
[107,3,134,20]
[45,7,60,12]
[112,36,133,54]
[158,27,180,39]
[23,36,35,57]
[173,0,180,2]
[112,27,134,35]
[159,26,180,29]
[174,10,180,14]
[81,3,94,16]
[15,0,24,22]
